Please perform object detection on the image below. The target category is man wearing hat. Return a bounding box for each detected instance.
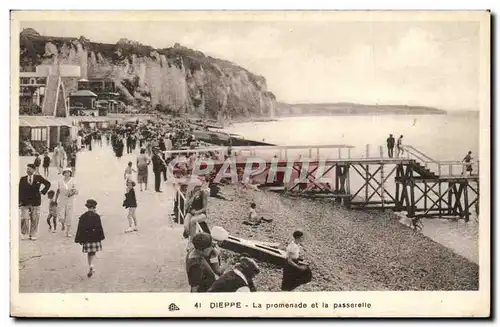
[151,147,166,192]
[208,256,260,293]
[19,163,51,240]
[185,232,218,292]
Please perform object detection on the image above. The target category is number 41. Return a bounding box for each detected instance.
[194,303,202,308]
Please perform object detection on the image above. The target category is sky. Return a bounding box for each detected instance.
[21,20,480,110]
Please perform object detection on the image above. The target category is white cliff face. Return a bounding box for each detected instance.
[33,40,276,119]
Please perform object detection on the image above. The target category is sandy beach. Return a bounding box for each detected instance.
[208,184,479,292]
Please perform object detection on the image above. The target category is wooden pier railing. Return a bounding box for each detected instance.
[164,144,355,161]
[402,145,479,177]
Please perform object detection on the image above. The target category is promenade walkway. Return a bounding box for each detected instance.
[17,144,188,293]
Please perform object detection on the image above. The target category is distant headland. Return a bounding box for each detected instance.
[275,102,448,116]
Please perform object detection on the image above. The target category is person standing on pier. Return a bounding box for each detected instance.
[462,151,474,176]
[396,135,404,158]
[19,163,51,240]
[386,134,395,158]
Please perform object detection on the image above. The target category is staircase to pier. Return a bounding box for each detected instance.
[41,74,59,116]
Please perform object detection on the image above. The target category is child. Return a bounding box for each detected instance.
[281,230,312,291]
[42,151,51,177]
[243,203,273,226]
[124,161,137,182]
[33,153,41,175]
[122,180,138,233]
[46,190,58,232]
[74,199,105,278]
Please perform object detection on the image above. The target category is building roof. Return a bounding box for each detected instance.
[70,90,98,97]
[73,116,114,123]
[19,116,73,127]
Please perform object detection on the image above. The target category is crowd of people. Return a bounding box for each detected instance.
[19,116,313,292]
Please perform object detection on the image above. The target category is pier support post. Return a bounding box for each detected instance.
[335,164,340,202]
[344,164,351,208]
[447,182,453,216]
[464,181,470,222]
[380,163,385,210]
[395,165,402,211]
[408,180,416,218]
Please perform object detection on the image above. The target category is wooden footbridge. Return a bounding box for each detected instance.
[166,144,480,222]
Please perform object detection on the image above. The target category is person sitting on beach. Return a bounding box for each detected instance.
[208,256,260,293]
[241,175,260,191]
[281,231,312,292]
[208,180,232,201]
[185,233,218,293]
[243,203,273,226]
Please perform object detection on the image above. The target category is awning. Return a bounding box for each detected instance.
[74,116,113,123]
[19,116,73,127]
[70,90,98,97]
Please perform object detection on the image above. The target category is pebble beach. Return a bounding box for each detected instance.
[209,184,479,292]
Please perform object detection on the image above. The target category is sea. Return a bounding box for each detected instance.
[223,113,481,264]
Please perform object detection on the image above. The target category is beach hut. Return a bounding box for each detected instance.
[69,89,99,116]
[19,115,75,153]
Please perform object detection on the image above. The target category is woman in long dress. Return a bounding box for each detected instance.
[55,168,79,237]
[136,148,150,191]
[53,142,66,174]
[114,136,124,159]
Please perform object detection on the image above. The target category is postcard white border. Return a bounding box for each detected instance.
[9,10,491,318]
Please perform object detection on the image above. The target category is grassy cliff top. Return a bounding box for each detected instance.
[19,29,269,89]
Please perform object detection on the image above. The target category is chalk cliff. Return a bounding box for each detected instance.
[20,29,276,120]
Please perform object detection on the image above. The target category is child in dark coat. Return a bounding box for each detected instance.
[42,151,51,177]
[75,199,105,278]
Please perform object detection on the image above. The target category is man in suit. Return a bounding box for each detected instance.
[19,164,51,240]
[386,134,395,158]
[151,148,166,193]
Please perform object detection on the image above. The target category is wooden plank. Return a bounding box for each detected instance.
[464,181,470,222]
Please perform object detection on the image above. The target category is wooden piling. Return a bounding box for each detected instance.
[463,181,469,222]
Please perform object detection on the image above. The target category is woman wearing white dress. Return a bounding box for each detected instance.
[53,142,67,174]
[55,168,79,237]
